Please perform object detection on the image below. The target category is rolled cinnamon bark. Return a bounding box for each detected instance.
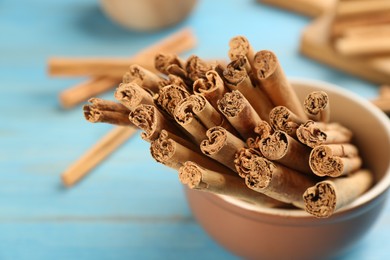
[193,70,228,109]
[128,64,164,93]
[217,90,262,140]
[303,91,330,122]
[309,144,362,177]
[163,74,192,93]
[83,98,131,126]
[296,120,353,148]
[154,53,185,75]
[155,84,191,117]
[303,169,374,218]
[180,94,237,135]
[245,157,317,208]
[223,57,274,121]
[269,106,306,137]
[174,96,208,144]
[185,55,213,82]
[150,130,227,172]
[253,50,307,120]
[228,35,255,62]
[259,130,312,174]
[200,126,246,172]
[179,161,286,208]
[114,82,154,111]
[128,104,181,142]
[245,120,273,150]
[234,147,263,178]
[122,71,135,84]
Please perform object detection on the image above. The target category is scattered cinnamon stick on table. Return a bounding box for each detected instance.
[51,27,196,109]
[62,126,138,187]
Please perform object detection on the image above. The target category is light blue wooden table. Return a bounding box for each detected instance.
[0,0,389,259]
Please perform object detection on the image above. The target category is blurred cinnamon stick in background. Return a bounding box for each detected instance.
[50,28,196,109]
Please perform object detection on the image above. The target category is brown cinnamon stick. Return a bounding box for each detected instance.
[179,161,286,208]
[234,147,263,178]
[223,57,274,121]
[217,90,262,140]
[59,77,121,109]
[309,144,362,177]
[114,82,154,111]
[200,126,246,172]
[55,27,196,108]
[303,169,373,218]
[296,120,353,148]
[185,55,214,82]
[259,130,313,174]
[303,91,330,122]
[193,70,228,109]
[62,126,137,187]
[174,96,208,144]
[150,130,227,173]
[245,156,317,209]
[128,104,181,142]
[128,64,164,93]
[83,98,131,126]
[269,106,305,138]
[154,53,185,75]
[188,94,237,134]
[253,50,307,120]
[155,84,191,117]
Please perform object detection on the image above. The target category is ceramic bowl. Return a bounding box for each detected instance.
[100,0,197,31]
[185,78,390,260]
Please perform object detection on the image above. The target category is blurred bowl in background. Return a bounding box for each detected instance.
[185,78,390,260]
[100,0,197,31]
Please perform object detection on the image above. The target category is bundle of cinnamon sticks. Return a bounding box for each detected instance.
[84,35,373,218]
[330,0,390,57]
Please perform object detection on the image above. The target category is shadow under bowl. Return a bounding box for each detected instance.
[185,78,390,260]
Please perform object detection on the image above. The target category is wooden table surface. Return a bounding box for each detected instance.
[0,0,389,259]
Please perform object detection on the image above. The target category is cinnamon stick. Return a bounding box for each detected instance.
[185,55,214,82]
[83,98,131,126]
[193,70,228,109]
[155,84,191,117]
[223,57,274,121]
[296,120,353,148]
[200,126,246,172]
[179,161,286,208]
[189,94,237,134]
[217,90,262,140]
[59,77,121,109]
[154,53,185,75]
[259,130,312,174]
[61,126,137,187]
[245,156,317,209]
[303,169,373,218]
[253,50,307,120]
[150,130,227,173]
[128,104,181,142]
[174,96,208,144]
[234,147,263,178]
[55,27,196,108]
[334,34,390,57]
[269,106,306,137]
[128,64,164,93]
[303,91,330,122]
[309,144,362,177]
[114,82,155,111]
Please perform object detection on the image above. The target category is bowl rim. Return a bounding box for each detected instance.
[208,77,390,219]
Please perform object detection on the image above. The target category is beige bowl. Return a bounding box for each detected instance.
[100,0,197,31]
[185,78,390,260]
